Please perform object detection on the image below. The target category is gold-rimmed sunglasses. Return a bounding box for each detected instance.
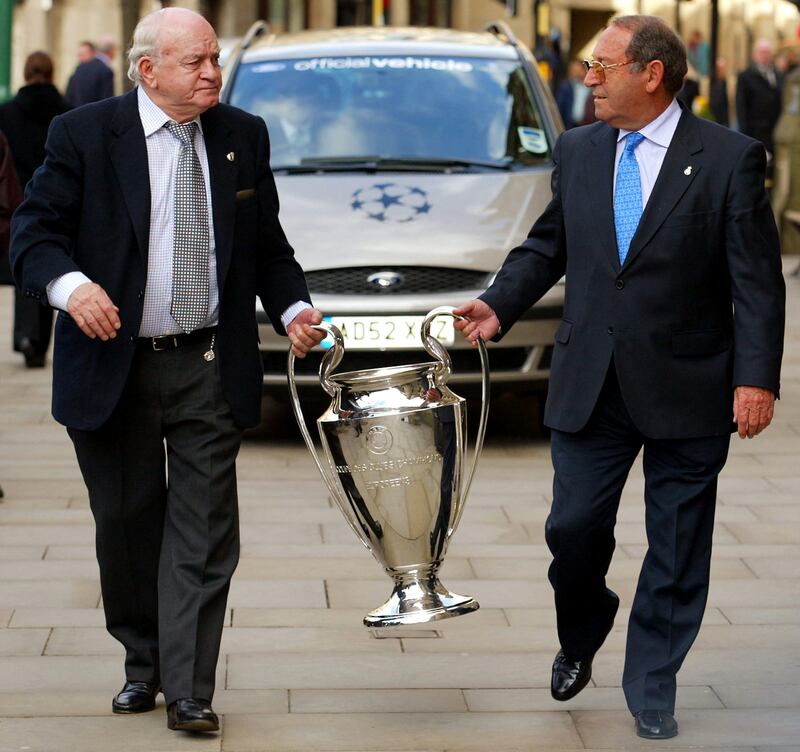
[582,58,634,80]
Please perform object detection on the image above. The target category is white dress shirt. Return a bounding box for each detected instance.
[47,86,310,335]
[614,97,682,210]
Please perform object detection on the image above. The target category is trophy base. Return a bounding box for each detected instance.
[364,573,480,627]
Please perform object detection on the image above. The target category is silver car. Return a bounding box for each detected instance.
[221,22,564,400]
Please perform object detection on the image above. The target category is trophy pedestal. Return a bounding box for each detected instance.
[364,568,480,627]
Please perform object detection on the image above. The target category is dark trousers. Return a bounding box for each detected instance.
[13,289,53,354]
[546,364,730,713]
[67,338,242,705]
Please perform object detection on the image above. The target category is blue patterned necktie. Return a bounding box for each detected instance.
[614,131,645,265]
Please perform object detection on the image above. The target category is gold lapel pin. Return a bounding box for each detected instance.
[684,165,692,175]
[226,152,235,162]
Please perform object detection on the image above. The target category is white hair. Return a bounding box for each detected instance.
[127,10,167,85]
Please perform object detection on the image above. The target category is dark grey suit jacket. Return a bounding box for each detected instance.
[11,89,310,430]
[481,106,785,439]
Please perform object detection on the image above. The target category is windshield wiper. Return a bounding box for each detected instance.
[271,156,513,174]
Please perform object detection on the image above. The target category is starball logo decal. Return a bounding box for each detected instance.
[351,183,432,223]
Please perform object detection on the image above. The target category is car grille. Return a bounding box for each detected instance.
[305,266,490,295]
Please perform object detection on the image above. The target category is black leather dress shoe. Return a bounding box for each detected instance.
[112,680,160,713]
[634,710,678,739]
[167,698,219,732]
[551,649,592,701]
[19,339,46,368]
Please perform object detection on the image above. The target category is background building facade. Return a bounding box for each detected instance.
[8,0,800,97]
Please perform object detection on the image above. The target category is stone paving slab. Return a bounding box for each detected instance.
[220,711,582,751]
[462,686,722,712]
[712,684,800,709]
[289,688,469,713]
[0,627,49,656]
[44,627,405,656]
[0,581,99,609]
[0,545,46,560]
[720,608,800,624]
[572,709,800,749]
[9,608,107,628]
[0,716,222,752]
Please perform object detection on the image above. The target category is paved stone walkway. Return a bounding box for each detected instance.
[0,269,799,751]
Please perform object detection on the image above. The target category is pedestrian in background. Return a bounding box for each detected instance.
[556,60,593,129]
[686,30,710,77]
[11,6,324,734]
[66,35,115,106]
[0,51,71,367]
[0,128,22,503]
[710,57,730,126]
[737,39,782,158]
[455,15,784,741]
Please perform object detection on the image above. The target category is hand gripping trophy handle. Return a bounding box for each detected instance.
[287,321,351,516]
[288,307,490,626]
[420,305,490,519]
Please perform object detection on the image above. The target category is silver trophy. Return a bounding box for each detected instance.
[288,306,489,627]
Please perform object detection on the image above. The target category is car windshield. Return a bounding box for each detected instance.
[228,54,551,170]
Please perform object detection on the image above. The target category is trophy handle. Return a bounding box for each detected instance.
[421,306,490,506]
[287,322,347,505]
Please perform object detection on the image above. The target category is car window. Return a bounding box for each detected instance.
[228,54,551,169]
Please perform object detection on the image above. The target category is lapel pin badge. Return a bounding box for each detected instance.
[684,165,692,175]
[226,152,235,162]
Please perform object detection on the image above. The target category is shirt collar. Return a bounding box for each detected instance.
[137,86,204,138]
[617,97,681,148]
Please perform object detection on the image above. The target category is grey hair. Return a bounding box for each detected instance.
[127,10,167,85]
[612,15,688,96]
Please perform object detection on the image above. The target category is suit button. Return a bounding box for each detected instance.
[615,279,624,290]
[607,326,614,334]
[137,290,144,300]
[129,336,136,343]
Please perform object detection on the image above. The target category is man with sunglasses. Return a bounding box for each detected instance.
[456,15,784,741]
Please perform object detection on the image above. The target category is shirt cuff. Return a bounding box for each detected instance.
[47,271,92,311]
[281,300,313,330]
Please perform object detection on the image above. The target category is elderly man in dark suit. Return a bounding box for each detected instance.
[65,36,115,106]
[11,7,324,734]
[456,15,784,741]
[736,39,782,156]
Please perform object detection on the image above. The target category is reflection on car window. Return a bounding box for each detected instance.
[229,55,550,168]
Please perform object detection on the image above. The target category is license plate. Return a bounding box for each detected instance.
[322,315,455,350]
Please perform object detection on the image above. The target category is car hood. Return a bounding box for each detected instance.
[274,169,552,272]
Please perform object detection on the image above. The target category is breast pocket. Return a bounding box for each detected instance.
[661,209,718,230]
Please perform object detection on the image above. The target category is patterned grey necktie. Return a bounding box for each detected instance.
[165,120,209,333]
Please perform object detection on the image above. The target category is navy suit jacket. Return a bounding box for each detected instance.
[481,107,785,439]
[10,89,310,430]
[65,58,114,107]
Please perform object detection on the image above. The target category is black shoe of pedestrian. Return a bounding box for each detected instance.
[167,698,219,733]
[19,339,45,368]
[551,649,592,701]
[634,710,678,739]
[112,680,160,713]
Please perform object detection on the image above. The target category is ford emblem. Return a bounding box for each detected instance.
[367,271,404,290]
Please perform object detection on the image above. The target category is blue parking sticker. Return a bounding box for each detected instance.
[518,127,547,154]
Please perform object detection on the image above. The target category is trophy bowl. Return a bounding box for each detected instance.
[288,306,489,626]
